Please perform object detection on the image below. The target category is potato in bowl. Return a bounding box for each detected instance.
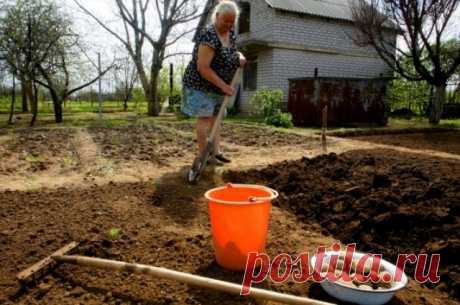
[310,251,408,305]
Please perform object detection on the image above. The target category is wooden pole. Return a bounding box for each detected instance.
[8,72,16,125]
[53,255,335,305]
[98,53,103,120]
[169,62,174,96]
[322,106,327,154]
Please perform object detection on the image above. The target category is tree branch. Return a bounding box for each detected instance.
[165,27,196,47]
[73,0,130,50]
[66,63,115,97]
[164,52,191,59]
[115,0,157,47]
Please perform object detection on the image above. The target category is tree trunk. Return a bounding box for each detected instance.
[123,98,128,111]
[135,55,160,116]
[27,81,38,127]
[136,63,152,116]
[48,88,63,123]
[147,72,160,116]
[429,85,446,124]
[8,76,16,125]
[426,86,434,116]
[21,82,29,113]
[53,99,63,123]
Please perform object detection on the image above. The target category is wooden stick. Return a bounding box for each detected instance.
[53,255,335,305]
[321,106,328,154]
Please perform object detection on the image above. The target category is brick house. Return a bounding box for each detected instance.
[195,0,396,123]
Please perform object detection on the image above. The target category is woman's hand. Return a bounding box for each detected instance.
[198,44,235,95]
[220,83,235,96]
[239,52,247,67]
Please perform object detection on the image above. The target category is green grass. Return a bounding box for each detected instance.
[0,98,149,115]
[0,96,23,113]
[316,116,460,137]
[438,118,460,128]
[1,97,459,133]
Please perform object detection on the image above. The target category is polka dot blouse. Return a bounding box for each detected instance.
[183,25,240,95]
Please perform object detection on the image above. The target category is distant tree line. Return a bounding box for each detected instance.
[351,0,460,123]
[0,0,200,125]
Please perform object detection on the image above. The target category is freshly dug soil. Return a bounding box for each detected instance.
[0,129,76,174]
[225,149,460,300]
[89,125,194,164]
[1,156,458,304]
[353,132,460,155]
[165,122,311,147]
[0,176,338,305]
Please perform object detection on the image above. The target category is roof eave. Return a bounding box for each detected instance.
[266,0,400,33]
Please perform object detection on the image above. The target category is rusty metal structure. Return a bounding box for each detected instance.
[288,77,390,126]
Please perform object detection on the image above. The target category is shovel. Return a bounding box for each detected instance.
[187,68,243,184]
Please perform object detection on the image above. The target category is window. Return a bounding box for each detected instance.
[243,60,257,90]
[238,2,250,34]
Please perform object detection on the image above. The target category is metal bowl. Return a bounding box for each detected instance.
[310,251,409,305]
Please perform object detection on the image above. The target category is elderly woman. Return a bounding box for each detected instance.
[182,0,246,164]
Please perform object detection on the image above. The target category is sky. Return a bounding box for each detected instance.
[58,0,202,91]
[1,0,459,89]
[61,0,459,65]
[61,0,199,66]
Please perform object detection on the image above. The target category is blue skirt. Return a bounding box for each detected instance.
[181,87,225,117]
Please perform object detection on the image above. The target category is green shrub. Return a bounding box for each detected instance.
[250,88,283,117]
[250,88,293,128]
[265,111,294,128]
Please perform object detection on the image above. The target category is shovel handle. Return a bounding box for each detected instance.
[208,68,243,143]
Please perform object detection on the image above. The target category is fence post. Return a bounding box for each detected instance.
[98,53,103,120]
[322,106,328,154]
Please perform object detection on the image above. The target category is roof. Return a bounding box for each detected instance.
[194,0,397,40]
[265,0,358,22]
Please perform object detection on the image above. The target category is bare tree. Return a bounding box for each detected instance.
[350,0,460,124]
[0,0,114,124]
[113,55,138,111]
[36,41,115,123]
[74,0,202,116]
[0,0,61,126]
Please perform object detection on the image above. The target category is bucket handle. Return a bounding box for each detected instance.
[248,188,279,203]
[206,184,279,205]
[226,183,279,203]
[248,189,278,203]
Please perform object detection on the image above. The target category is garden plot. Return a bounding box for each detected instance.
[0,123,331,191]
[1,123,459,305]
[163,122,316,147]
[88,125,195,164]
[1,162,458,305]
[0,129,78,175]
[352,131,460,156]
[225,149,460,303]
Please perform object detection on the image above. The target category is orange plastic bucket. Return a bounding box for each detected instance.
[205,184,278,271]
